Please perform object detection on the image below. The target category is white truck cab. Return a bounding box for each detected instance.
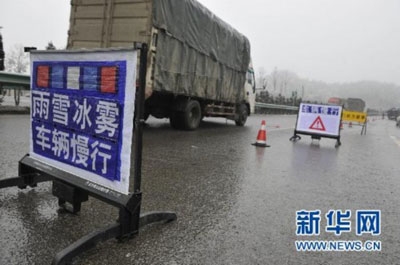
[245,63,256,114]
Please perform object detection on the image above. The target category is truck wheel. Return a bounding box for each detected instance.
[182,100,202,130]
[235,104,248,126]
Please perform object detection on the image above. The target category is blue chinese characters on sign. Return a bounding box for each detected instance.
[31,61,126,182]
[301,105,340,116]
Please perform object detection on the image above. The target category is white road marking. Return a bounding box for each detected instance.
[390,136,400,147]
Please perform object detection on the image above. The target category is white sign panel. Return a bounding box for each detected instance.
[29,49,137,195]
[296,103,343,137]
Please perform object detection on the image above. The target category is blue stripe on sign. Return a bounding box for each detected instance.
[82,67,98,91]
[51,65,64,89]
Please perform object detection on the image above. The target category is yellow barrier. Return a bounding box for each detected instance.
[342,110,367,124]
[342,110,368,135]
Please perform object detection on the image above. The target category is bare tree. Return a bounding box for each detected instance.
[0,29,5,71]
[271,67,279,94]
[279,70,291,96]
[46,41,56,50]
[5,44,29,73]
[257,67,269,90]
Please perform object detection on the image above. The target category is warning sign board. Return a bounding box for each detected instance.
[29,50,137,195]
[295,103,343,137]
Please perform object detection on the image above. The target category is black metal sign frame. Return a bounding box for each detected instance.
[0,43,177,265]
[290,103,343,147]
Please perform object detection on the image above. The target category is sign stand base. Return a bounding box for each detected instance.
[290,131,341,148]
[361,122,367,135]
[0,155,177,265]
[289,134,302,142]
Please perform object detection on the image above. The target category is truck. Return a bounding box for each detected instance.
[344,98,366,113]
[67,0,255,130]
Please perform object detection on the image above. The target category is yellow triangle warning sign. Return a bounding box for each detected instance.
[309,116,326,131]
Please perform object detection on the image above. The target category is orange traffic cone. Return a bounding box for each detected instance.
[252,120,270,147]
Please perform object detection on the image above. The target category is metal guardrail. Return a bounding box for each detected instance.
[255,102,299,111]
[0,71,30,89]
[0,72,31,106]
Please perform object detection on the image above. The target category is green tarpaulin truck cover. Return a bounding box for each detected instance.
[152,0,251,103]
[68,0,251,104]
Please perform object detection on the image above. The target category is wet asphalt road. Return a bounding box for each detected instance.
[1,114,400,265]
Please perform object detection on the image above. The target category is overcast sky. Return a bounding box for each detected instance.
[1,0,399,85]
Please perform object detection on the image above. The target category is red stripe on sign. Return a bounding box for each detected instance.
[37,65,50,88]
[100,66,117,93]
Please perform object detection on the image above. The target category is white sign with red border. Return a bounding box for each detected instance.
[295,103,343,137]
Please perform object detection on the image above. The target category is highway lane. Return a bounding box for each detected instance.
[0,114,399,264]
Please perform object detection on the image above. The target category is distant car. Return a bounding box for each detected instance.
[388,108,400,120]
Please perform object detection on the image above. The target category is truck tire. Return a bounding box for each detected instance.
[235,104,248,126]
[182,100,202,130]
[170,100,202,130]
